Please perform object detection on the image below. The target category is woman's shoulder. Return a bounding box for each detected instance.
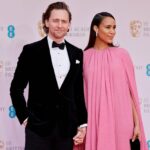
[83,47,131,58]
[113,47,133,65]
[83,48,94,55]
[112,47,130,57]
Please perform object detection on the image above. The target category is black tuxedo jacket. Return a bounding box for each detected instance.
[10,37,87,137]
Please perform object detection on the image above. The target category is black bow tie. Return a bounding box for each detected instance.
[52,41,65,50]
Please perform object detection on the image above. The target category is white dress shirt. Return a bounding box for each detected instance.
[47,36,70,89]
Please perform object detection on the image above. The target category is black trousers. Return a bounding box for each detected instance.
[25,127,74,150]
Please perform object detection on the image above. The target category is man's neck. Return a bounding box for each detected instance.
[48,35,64,44]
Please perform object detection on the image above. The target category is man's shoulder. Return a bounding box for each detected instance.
[24,37,47,48]
[65,40,82,52]
[19,37,47,57]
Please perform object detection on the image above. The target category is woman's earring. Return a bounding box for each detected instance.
[96,32,98,37]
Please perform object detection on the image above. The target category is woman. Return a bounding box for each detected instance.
[82,12,148,150]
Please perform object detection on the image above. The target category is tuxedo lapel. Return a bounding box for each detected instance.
[40,38,76,91]
[60,41,75,90]
[40,37,59,90]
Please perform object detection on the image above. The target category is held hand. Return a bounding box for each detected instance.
[73,131,83,145]
[132,125,140,142]
[22,118,28,127]
[73,127,86,145]
[78,127,86,138]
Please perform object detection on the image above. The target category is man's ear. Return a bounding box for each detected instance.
[45,20,49,27]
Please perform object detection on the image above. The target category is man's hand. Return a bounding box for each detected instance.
[73,127,86,145]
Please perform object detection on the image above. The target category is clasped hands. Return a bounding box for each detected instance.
[73,127,86,145]
[23,118,87,145]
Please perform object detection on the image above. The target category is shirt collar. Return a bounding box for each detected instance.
[47,36,65,49]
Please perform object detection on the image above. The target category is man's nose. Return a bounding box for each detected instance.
[58,21,62,27]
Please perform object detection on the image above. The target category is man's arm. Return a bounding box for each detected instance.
[10,45,29,124]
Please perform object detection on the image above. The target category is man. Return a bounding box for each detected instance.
[10,2,87,150]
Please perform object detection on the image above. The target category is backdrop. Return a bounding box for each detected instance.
[0,0,150,149]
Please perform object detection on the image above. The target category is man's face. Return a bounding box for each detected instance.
[45,9,70,42]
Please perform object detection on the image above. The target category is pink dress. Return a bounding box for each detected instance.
[74,47,148,150]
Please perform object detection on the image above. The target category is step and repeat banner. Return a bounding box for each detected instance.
[0,0,150,149]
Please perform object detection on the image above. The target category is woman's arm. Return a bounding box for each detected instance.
[131,97,141,141]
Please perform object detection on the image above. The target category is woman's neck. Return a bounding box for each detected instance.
[94,39,109,51]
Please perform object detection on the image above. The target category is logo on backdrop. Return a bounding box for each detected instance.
[140,97,150,114]
[5,140,24,150]
[134,64,150,77]
[7,25,15,38]
[147,140,150,150]
[134,64,145,77]
[67,26,89,37]
[0,25,15,38]
[146,64,150,76]
[130,20,150,37]
[130,20,142,37]
[37,20,46,38]
[0,60,15,78]
[8,105,16,118]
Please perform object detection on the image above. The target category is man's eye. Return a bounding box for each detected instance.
[53,20,59,22]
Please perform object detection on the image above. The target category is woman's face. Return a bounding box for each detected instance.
[95,16,116,46]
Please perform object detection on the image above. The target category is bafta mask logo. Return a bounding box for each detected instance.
[0,140,4,149]
[37,20,46,38]
[130,20,142,37]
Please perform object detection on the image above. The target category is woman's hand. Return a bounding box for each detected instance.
[132,125,140,142]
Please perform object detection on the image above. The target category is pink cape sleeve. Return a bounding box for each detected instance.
[122,49,148,150]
